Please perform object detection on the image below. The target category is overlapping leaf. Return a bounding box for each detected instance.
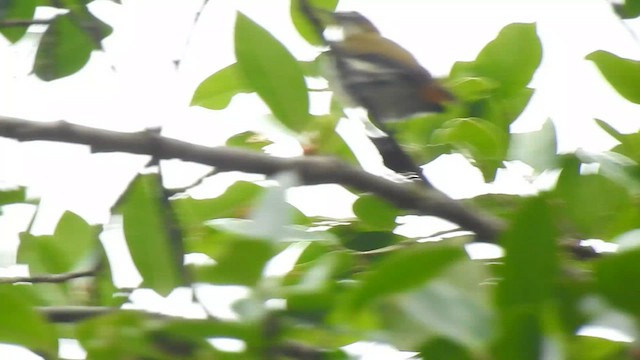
[494,196,557,360]
[0,0,36,42]
[118,174,184,296]
[234,12,309,132]
[587,51,640,104]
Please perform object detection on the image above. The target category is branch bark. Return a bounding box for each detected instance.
[0,19,53,28]
[37,306,210,323]
[0,269,95,284]
[39,306,115,323]
[0,116,506,242]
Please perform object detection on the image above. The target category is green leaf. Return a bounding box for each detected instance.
[33,7,111,80]
[595,248,640,317]
[53,211,99,270]
[16,233,71,304]
[568,335,628,360]
[17,211,98,275]
[0,0,36,42]
[340,231,399,252]
[280,320,358,350]
[459,23,542,96]
[285,252,351,313]
[432,117,508,181]
[95,242,127,307]
[77,311,160,360]
[449,76,499,102]
[613,0,640,19]
[482,87,534,129]
[290,0,339,45]
[575,149,640,195]
[466,193,524,220]
[191,236,275,286]
[493,311,541,360]
[299,57,324,77]
[0,186,26,206]
[392,113,452,165]
[383,258,494,349]
[34,13,92,80]
[555,159,639,239]
[17,212,100,304]
[157,318,260,345]
[289,253,340,292]
[587,50,640,104]
[172,181,263,237]
[497,196,557,307]
[554,273,591,338]
[352,194,399,231]
[248,171,300,240]
[295,241,333,265]
[595,119,640,163]
[494,196,557,360]
[64,4,112,39]
[303,114,358,164]
[18,233,65,274]
[225,131,273,151]
[55,0,92,10]
[191,63,253,110]
[119,174,183,296]
[508,119,558,171]
[418,337,473,360]
[346,242,466,310]
[0,285,58,356]
[234,12,309,132]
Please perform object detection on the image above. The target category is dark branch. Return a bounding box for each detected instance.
[0,116,506,242]
[38,306,224,324]
[0,19,53,28]
[39,306,115,323]
[271,342,326,360]
[0,269,95,284]
[38,306,200,323]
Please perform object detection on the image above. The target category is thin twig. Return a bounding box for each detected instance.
[423,227,466,239]
[166,168,219,195]
[37,306,228,324]
[605,0,640,48]
[0,269,96,284]
[175,0,212,69]
[0,19,53,28]
[271,341,325,360]
[39,306,115,322]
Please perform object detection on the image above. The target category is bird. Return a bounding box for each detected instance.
[320,10,455,124]
[298,3,454,186]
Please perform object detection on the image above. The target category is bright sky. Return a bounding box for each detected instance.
[1,0,640,358]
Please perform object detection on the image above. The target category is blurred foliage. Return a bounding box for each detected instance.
[2,1,640,359]
[394,22,543,182]
[613,0,640,19]
[587,51,640,105]
[0,0,36,42]
[0,0,112,80]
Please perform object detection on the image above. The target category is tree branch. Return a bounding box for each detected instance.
[0,269,95,284]
[39,306,115,323]
[0,116,506,242]
[0,19,53,28]
[271,342,326,360]
[37,306,210,323]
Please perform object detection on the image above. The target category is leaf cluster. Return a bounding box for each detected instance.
[3,1,640,359]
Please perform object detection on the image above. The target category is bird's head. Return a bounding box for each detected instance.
[329,11,380,37]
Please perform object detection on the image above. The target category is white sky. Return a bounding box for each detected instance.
[1,0,640,358]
